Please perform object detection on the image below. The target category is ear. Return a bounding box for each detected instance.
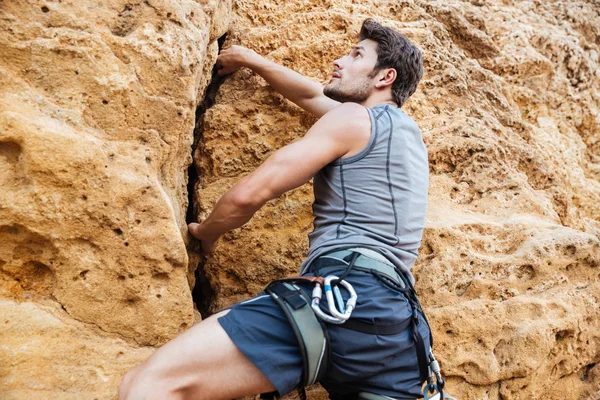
[375,68,396,89]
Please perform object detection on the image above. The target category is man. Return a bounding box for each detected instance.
[119,18,431,400]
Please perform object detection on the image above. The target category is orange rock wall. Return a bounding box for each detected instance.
[0,0,230,397]
[1,0,599,399]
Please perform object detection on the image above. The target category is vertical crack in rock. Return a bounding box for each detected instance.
[582,362,597,382]
[187,33,227,319]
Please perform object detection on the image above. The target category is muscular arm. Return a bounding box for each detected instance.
[217,46,340,118]
[188,103,370,252]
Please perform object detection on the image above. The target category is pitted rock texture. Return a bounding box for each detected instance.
[196,0,600,399]
[0,0,230,397]
[0,299,154,400]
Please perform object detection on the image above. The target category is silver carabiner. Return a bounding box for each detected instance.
[311,282,345,324]
[310,275,357,324]
[323,275,357,321]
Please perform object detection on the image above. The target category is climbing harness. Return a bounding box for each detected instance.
[260,247,453,400]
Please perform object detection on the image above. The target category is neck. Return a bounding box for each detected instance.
[361,93,398,108]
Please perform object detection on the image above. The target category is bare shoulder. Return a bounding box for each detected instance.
[324,102,370,120]
[302,102,371,159]
[316,102,371,135]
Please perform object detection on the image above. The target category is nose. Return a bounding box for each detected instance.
[333,58,342,70]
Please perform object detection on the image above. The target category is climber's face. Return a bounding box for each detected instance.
[323,39,380,104]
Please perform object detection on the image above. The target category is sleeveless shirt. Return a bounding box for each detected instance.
[298,104,429,284]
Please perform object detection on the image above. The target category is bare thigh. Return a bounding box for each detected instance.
[130,309,276,400]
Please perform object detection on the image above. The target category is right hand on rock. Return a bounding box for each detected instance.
[188,222,218,254]
[216,45,256,76]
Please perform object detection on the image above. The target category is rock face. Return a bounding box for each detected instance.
[0,0,230,398]
[1,0,599,399]
[197,0,600,399]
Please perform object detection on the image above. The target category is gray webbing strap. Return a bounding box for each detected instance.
[317,258,406,290]
[281,283,327,385]
[268,283,328,386]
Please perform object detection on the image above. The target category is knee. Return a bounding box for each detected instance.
[119,369,134,400]
[118,365,186,400]
[118,367,138,400]
[119,367,155,400]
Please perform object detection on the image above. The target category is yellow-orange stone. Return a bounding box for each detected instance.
[1,0,599,399]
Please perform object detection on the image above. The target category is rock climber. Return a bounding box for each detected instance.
[119,18,432,400]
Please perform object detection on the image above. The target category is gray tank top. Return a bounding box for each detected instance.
[299,104,429,284]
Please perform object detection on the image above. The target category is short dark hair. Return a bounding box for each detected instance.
[359,18,423,108]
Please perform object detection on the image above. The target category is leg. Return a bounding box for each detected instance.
[118,309,276,400]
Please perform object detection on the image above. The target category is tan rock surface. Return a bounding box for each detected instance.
[196,0,600,399]
[0,0,230,397]
[1,0,599,399]
[0,298,154,399]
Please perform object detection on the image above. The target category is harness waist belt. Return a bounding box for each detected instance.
[311,249,407,290]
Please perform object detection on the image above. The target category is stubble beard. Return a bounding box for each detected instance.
[323,77,372,104]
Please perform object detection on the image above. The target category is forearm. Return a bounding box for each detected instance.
[192,183,262,243]
[246,52,324,105]
[217,45,338,117]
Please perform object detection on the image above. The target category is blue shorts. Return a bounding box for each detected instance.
[217,260,431,399]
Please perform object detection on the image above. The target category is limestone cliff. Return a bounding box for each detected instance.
[1,0,599,399]
[0,0,230,397]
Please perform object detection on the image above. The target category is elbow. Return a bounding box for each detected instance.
[230,190,257,210]
[229,157,284,210]
[229,184,272,211]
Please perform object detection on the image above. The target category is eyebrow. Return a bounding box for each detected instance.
[352,45,366,52]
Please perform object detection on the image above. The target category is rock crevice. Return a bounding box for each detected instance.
[188,33,228,319]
